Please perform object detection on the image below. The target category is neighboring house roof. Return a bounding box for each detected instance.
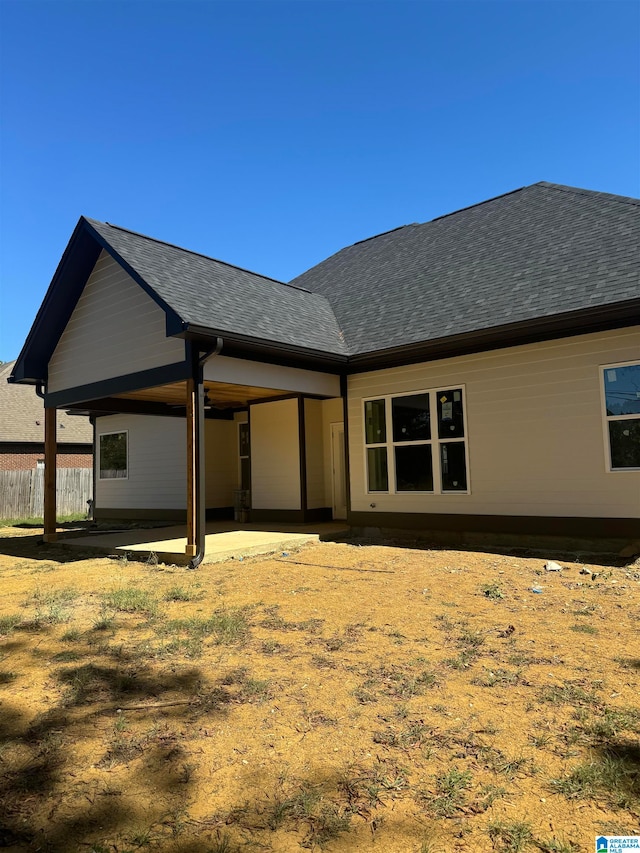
[10,181,640,384]
[0,361,92,444]
[84,219,347,357]
[291,182,640,357]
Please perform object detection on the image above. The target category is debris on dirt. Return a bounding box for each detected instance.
[579,567,592,575]
[619,539,640,558]
[544,560,563,572]
[531,585,544,593]
[497,625,515,638]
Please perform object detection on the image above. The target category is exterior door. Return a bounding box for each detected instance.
[331,422,347,520]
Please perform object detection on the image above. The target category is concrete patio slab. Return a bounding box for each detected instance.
[61,520,350,565]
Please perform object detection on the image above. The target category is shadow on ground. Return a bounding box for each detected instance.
[0,640,236,852]
[347,535,635,569]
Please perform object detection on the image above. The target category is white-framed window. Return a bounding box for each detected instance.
[99,431,128,480]
[601,361,640,472]
[363,387,470,494]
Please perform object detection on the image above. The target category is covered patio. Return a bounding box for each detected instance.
[61,519,350,565]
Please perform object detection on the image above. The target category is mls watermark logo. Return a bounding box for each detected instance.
[596,836,640,852]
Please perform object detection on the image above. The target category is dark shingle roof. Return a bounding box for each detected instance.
[85,219,347,357]
[290,182,640,356]
[0,361,92,443]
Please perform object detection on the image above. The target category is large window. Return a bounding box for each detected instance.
[364,388,469,494]
[99,431,128,479]
[602,362,640,471]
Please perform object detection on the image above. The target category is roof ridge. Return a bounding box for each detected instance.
[352,223,417,246]
[293,186,535,268]
[290,224,420,284]
[426,184,533,225]
[86,218,316,295]
[0,360,16,379]
[535,181,640,207]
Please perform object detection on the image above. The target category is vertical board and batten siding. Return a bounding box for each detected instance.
[204,419,236,507]
[348,327,640,519]
[304,399,325,509]
[48,251,185,394]
[250,398,301,510]
[95,414,186,511]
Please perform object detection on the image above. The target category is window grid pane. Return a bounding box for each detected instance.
[392,394,430,442]
[604,364,640,417]
[367,447,389,491]
[609,419,640,470]
[395,445,433,492]
[436,389,465,439]
[440,442,467,491]
[365,399,386,445]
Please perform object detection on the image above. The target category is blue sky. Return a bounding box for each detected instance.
[1,0,638,362]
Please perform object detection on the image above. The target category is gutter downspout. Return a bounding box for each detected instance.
[187,338,223,570]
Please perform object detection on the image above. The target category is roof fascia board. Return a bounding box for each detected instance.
[346,300,640,373]
[44,360,191,409]
[182,324,348,374]
[10,218,187,386]
[81,219,187,337]
[10,221,102,384]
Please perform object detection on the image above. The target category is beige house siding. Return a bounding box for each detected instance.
[250,398,301,510]
[348,327,640,519]
[204,356,341,397]
[95,415,241,512]
[95,414,186,511]
[304,398,325,509]
[204,419,236,508]
[48,251,185,394]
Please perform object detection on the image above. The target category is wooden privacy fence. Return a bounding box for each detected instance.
[0,468,93,519]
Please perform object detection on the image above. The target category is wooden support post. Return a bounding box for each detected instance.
[186,377,197,558]
[43,407,57,542]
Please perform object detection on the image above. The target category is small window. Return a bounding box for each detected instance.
[99,431,128,479]
[602,363,640,471]
[238,422,250,490]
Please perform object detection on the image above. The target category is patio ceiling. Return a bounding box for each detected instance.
[114,380,288,409]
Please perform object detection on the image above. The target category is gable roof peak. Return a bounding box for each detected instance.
[84,217,315,296]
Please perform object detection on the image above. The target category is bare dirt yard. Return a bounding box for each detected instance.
[0,526,638,853]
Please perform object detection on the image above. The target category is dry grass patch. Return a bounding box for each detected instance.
[0,527,638,851]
